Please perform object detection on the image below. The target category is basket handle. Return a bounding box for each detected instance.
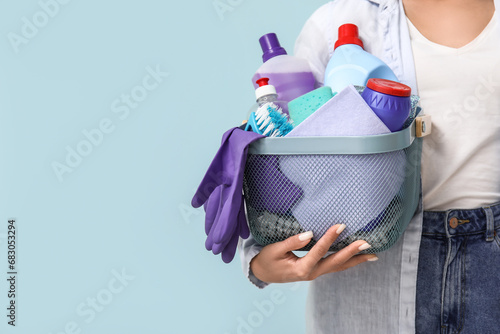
[415,115,432,138]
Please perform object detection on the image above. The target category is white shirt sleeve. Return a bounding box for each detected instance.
[294,3,334,87]
[237,235,269,289]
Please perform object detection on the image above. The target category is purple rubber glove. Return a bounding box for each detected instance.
[210,195,251,259]
[220,204,247,263]
[192,127,264,263]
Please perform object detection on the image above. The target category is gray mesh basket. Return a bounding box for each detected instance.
[242,117,425,254]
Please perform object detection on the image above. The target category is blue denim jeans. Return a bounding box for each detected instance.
[415,203,500,334]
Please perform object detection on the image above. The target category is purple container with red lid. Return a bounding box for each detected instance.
[361,78,412,132]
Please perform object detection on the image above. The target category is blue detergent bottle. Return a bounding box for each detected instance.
[324,24,399,93]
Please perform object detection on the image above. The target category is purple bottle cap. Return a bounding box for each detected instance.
[259,33,287,63]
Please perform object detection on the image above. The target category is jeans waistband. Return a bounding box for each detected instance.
[423,202,500,239]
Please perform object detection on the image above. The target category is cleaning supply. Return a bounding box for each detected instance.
[252,33,315,107]
[244,155,303,214]
[192,128,264,263]
[245,104,294,137]
[361,78,412,132]
[288,86,335,126]
[254,77,278,105]
[286,85,390,137]
[324,24,399,94]
[245,78,294,137]
[245,77,283,120]
[248,210,303,238]
[279,150,406,244]
[279,85,405,243]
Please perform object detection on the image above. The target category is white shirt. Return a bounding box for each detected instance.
[408,14,500,211]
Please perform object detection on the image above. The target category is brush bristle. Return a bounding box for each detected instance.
[266,104,294,137]
[253,102,294,137]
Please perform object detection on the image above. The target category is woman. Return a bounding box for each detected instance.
[239,0,500,332]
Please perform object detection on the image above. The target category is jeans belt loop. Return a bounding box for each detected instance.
[483,206,495,242]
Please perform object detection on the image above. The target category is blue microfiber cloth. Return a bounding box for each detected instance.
[286,84,391,137]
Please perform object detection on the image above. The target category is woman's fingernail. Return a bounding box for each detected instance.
[358,243,372,251]
[336,224,347,234]
[368,256,379,262]
[299,231,314,241]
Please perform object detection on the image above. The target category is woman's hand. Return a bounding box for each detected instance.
[250,224,378,283]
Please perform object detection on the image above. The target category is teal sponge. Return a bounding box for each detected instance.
[288,86,335,126]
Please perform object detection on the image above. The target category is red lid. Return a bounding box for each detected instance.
[334,24,364,49]
[256,77,270,87]
[366,78,411,97]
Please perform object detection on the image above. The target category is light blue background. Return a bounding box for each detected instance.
[0,0,327,333]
